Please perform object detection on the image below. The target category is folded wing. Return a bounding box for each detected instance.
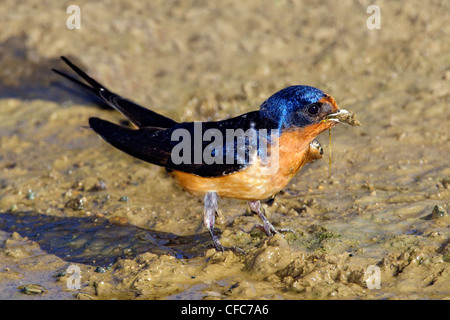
[54,57,277,178]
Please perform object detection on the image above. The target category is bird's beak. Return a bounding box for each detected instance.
[324,109,362,127]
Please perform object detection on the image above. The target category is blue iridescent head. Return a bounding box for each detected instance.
[259,85,336,130]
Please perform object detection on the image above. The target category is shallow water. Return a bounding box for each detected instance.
[0,0,449,299]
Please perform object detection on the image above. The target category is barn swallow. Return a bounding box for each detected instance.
[52,56,360,252]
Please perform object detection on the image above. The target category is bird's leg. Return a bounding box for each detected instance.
[203,192,222,251]
[203,192,244,254]
[248,200,293,236]
[248,200,277,236]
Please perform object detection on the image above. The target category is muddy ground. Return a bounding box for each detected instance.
[0,0,449,300]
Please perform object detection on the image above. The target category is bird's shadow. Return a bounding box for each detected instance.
[0,211,210,267]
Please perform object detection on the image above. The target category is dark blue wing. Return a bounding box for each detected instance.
[89,112,278,177]
[54,56,279,177]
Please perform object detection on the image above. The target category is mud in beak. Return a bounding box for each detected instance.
[324,109,362,127]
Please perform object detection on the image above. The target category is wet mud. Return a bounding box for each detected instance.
[0,1,449,299]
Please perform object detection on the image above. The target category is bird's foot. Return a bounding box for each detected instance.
[255,222,294,237]
[248,200,294,237]
[211,238,245,255]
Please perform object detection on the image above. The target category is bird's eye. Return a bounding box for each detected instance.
[307,103,320,116]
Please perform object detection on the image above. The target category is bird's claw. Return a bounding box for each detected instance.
[211,240,246,255]
[255,223,294,237]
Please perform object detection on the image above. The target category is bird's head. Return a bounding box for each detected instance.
[259,85,359,132]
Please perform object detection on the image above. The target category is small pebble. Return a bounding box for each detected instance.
[119,195,129,202]
[65,197,86,210]
[431,205,447,218]
[89,180,107,192]
[18,284,47,295]
[109,216,128,226]
[94,266,106,273]
[53,270,66,278]
[26,190,35,200]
